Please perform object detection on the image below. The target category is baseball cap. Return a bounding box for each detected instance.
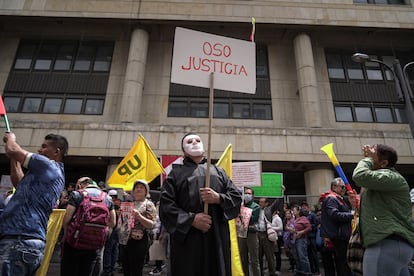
[108,189,118,196]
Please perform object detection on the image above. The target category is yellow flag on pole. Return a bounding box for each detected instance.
[216,144,244,276]
[216,144,232,178]
[107,134,164,191]
[36,209,66,276]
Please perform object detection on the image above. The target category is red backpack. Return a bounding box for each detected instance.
[65,190,110,250]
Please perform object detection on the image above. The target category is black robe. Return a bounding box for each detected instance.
[160,157,242,276]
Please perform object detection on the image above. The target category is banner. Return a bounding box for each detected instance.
[251,173,284,198]
[108,134,164,191]
[171,27,256,94]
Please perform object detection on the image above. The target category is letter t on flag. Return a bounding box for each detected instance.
[107,134,164,191]
[0,96,10,132]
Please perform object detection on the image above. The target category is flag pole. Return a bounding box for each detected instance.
[204,72,214,214]
[3,114,10,132]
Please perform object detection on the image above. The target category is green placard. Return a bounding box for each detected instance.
[251,173,283,198]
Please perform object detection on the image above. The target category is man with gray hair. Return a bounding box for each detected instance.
[318,177,354,276]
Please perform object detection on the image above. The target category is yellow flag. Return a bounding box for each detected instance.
[107,134,164,191]
[36,209,66,276]
[216,144,232,177]
[216,144,244,276]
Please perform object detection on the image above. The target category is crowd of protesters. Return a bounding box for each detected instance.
[1,130,413,276]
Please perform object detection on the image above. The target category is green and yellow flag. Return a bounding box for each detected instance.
[216,144,244,276]
[108,134,164,191]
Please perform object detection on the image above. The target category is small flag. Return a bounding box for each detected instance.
[216,144,232,177]
[108,134,164,191]
[0,96,10,132]
[249,17,256,42]
[161,155,184,183]
[216,144,244,276]
[0,96,6,115]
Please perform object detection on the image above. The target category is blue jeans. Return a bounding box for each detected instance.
[0,237,45,276]
[103,230,119,273]
[294,237,312,275]
[364,238,414,276]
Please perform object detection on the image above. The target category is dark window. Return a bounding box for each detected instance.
[4,40,114,115]
[34,43,57,71]
[74,44,94,71]
[14,43,37,70]
[54,44,76,71]
[326,50,414,124]
[168,45,272,120]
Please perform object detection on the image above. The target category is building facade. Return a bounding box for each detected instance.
[1,0,414,204]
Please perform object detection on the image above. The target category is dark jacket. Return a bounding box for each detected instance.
[319,191,353,241]
[160,157,242,276]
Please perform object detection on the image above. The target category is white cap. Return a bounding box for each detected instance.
[108,189,118,196]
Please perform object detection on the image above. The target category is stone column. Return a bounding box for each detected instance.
[293,33,322,128]
[304,169,334,207]
[118,28,149,122]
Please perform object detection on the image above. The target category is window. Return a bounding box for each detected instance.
[355,106,374,122]
[14,43,36,70]
[4,40,114,114]
[34,43,57,71]
[335,103,406,123]
[326,50,414,124]
[43,98,62,113]
[54,44,76,71]
[22,98,41,113]
[326,53,345,79]
[168,45,272,120]
[335,106,353,122]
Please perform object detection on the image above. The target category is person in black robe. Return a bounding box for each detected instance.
[159,132,242,276]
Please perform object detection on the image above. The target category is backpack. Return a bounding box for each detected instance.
[65,189,110,250]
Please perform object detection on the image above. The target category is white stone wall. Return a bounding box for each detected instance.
[1,1,414,29]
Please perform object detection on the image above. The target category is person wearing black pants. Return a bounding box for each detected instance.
[120,234,150,276]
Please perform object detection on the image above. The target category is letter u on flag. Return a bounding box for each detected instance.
[216,144,244,276]
[107,134,164,191]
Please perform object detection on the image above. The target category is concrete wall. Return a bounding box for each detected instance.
[1,1,414,29]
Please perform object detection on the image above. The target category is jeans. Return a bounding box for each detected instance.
[0,237,45,276]
[364,238,414,276]
[103,230,119,273]
[308,238,320,274]
[294,237,312,275]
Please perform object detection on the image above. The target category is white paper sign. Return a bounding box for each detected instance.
[171,27,256,94]
[232,161,262,187]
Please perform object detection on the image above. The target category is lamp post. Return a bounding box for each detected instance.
[352,52,414,137]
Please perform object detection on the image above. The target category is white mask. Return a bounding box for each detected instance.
[182,135,205,157]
